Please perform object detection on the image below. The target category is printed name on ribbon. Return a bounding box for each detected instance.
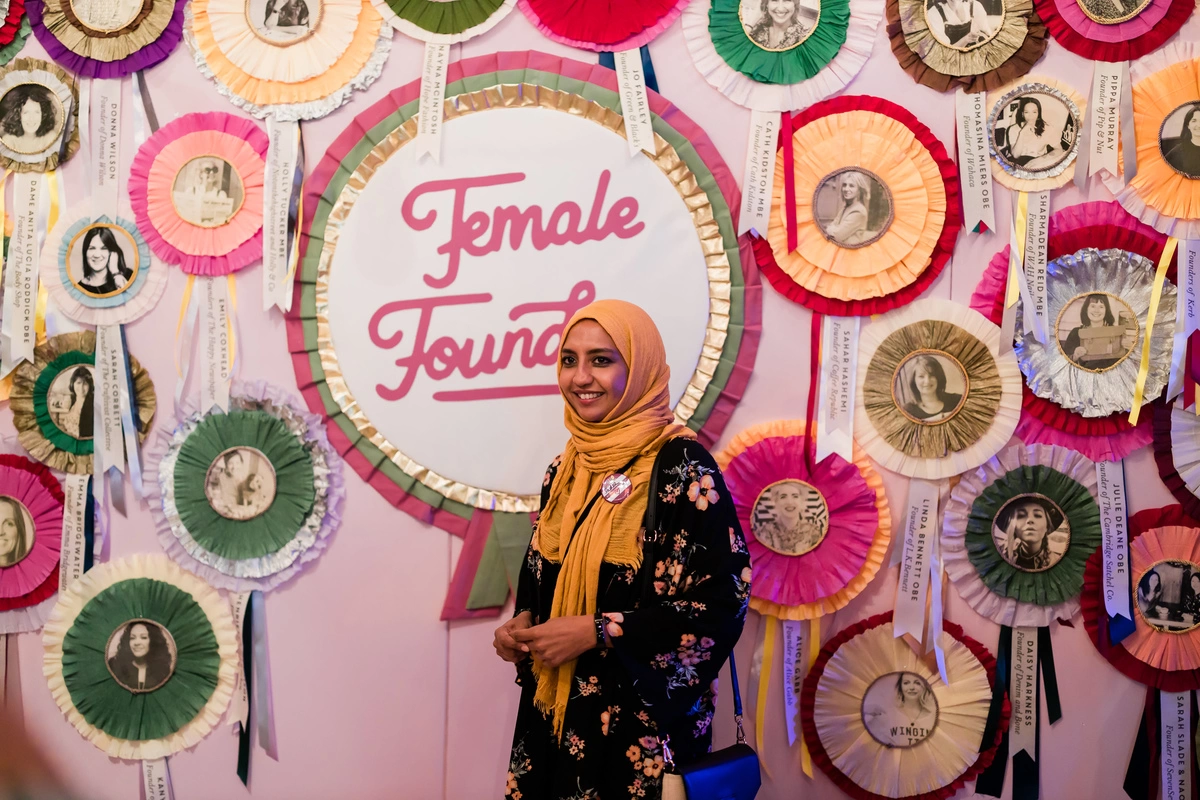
[614,49,654,159]
[781,619,805,746]
[1087,64,1122,181]
[954,89,995,234]
[0,173,43,375]
[59,475,89,591]
[91,79,122,216]
[737,110,780,237]
[1161,691,1192,800]
[199,277,231,413]
[1096,460,1132,623]
[95,325,126,474]
[1009,626,1039,760]
[1168,242,1198,400]
[142,757,175,800]
[893,479,940,642]
[263,118,300,312]
[415,42,449,163]
[1185,241,1199,341]
[230,591,251,729]
[815,315,860,465]
[1023,191,1050,338]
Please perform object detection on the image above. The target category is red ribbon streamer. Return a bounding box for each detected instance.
[783,111,797,254]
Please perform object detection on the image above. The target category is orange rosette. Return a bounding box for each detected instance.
[1121,523,1200,676]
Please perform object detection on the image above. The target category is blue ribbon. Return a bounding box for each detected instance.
[118,325,143,498]
[82,477,94,573]
[598,45,659,94]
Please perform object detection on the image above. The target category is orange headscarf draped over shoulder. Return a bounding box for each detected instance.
[533,299,695,733]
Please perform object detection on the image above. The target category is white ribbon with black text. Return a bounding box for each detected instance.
[263,117,301,312]
[142,757,175,800]
[614,49,654,158]
[1096,460,1132,625]
[59,475,89,591]
[414,42,449,162]
[1161,691,1192,800]
[893,479,939,643]
[781,619,805,746]
[1170,240,1200,402]
[89,78,121,217]
[1010,626,1038,764]
[230,591,251,731]
[737,110,780,237]
[815,315,859,465]
[1023,191,1050,341]
[198,277,232,413]
[954,89,996,234]
[0,173,42,376]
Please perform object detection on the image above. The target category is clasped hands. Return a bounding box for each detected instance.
[493,611,625,668]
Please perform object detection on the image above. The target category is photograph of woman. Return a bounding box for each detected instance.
[248,0,313,41]
[73,226,135,297]
[862,672,939,748]
[493,299,751,800]
[48,366,94,441]
[995,93,1077,174]
[1160,103,1200,179]
[751,481,828,556]
[0,83,60,157]
[1057,293,1137,371]
[206,448,275,520]
[895,353,965,423]
[172,157,242,228]
[740,0,820,50]
[814,169,892,248]
[991,495,1069,572]
[1136,562,1200,631]
[0,497,31,567]
[924,0,1003,50]
[106,620,175,693]
[1138,570,1166,620]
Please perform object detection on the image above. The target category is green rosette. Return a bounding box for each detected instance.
[709,0,849,85]
[0,18,31,67]
[33,350,94,456]
[382,0,505,33]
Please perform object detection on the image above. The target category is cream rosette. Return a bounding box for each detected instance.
[0,57,80,172]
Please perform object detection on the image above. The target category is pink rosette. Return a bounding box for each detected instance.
[0,454,64,634]
[129,111,267,276]
[1038,0,1189,61]
[517,0,688,51]
[1049,0,1169,41]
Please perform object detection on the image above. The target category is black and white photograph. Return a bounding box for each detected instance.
[924,0,1004,51]
[739,0,820,51]
[750,479,829,556]
[105,619,177,693]
[813,168,893,248]
[172,156,244,228]
[861,672,939,749]
[991,494,1070,573]
[1055,292,1138,371]
[47,365,94,441]
[893,351,968,424]
[69,0,145,31]
[1074,0,1152,24]
[0,495,33,568]
[1136,561,1200,633]
[1159,102,1200,180]
[246,0,317,43]
[992,90,1079,175]
[205,447,278,521]
[67,223,139,298]
[0,82,63,157]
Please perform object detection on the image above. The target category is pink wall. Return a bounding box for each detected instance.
[5,8,1196,800]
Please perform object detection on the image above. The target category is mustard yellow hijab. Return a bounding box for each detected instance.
[534,299,695,734]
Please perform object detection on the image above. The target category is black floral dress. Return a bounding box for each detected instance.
[506,437,752,800]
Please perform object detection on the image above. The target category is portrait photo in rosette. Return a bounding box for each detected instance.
[0,57,78,174]
[0,454,63,635]
[988,76,1085,192]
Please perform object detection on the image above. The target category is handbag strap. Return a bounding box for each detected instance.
[727,650,747,745]
[561,454,640,563]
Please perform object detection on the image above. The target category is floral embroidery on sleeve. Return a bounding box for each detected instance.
[650,633,715,695]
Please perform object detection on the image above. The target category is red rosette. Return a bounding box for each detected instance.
[0,0,25,47]
[519,0,684,50]
[1033,0,1192,62]
[1154,404,1200,521]
[0,454,64,628]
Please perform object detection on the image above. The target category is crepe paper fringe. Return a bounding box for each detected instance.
[1154,404,1200,522]
[372,0,514,41]
[801,611,1010,800]
[0,17,30,66]
[0,454,62,633]
[1034,0,1190,62]
[708,0,848,86]
[518,0,686,51]
[757,94,960,316]
[0,0,27,47]
[0,57,78,173]
[28,0,184,78]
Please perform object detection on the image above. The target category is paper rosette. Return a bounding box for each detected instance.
[10,332,156,475]
[518,0,684,50]
[714,420,890,620]
[1083,505,1200,691]
[0,17,32,68]
[129,112,266,276]
[42,553,237,759]
[801,612,1007,800]
[887,0,1047,94]
[184,0,390,120]
[0,57,78,172]
[1015,247,1175,418]
[971,200,1171,461]
[943,443,1099,628]
[40,214,164,325]
[1154,404,1200,523]
[371,0,512,41]
[855,298,1022,479]
[683,0,880,111]
[987,76,1085,193]
[1033,0,1191,62]
[0,454,63,634]
[147,381,343,592]
[28,0,184,77]
[754,95,959,316]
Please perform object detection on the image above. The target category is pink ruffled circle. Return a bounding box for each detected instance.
[0,456,63,600]
[1050,0,1169,42]
[516,0,689,51]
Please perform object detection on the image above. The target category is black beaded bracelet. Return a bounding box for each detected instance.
[594,611,607,648]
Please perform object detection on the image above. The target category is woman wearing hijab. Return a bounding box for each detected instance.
[494,299,751,800]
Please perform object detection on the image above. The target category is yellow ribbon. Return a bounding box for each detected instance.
[800,616,819,778]
[1130,237,1178,425]
[1005,191,1029,311]
[755,615,776,762]
[226,274,238,374]
[36,171,59,345]
[174,274,196,382]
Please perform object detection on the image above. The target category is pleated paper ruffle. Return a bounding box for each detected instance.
[372,0,512,41]
[29,0,184,78]
[0,454,63,634]
[987,75,1085,193]
[1034,0,1190,62]
[518,0,685,50]
[1154,404,1200,523]
[0,57,78,172]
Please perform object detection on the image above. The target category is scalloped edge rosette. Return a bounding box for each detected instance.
[518,0,684,51]
[801,611,1008,800]
[0,0,28,48]
[971,200,1171,461]
[147,381,344,592]
[855,298,1022,480]
[714,420,890,620]
[10,331,156,475]
[0,57,79,172]
[1033,0,1191,62]
[1154,404,1200,523]
[754,95,960,316]
[1014,246,1175,418]
[0,17,32,68]
[0,453,63,634]
[683,0,881,112]
[943,443,1098,628]
[28,0,184,78]
[184,0,391,121]
[42,553,237,759]
[705,0,849,87]
[129,111,267,276]
[40,214,164,325]
[886,0,1047,94]
[987,75,1085,193]
[371,0,514,42]
[1083,505,1200,691]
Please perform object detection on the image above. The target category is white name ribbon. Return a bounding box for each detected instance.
[614,49,654,158]
[90,78,121,217]
[0,172,42,375]
[781,619,805,746]
[198,277,231,413]
[737,110,780,237]
[1162,691,1192,800]
[1169,242,1198,400]
[1088,63,1122,181]
[893,479,940,642]
[954,88,995,234]
[815,315,860,465]
[94,324,126,474]
[1010,626,1038,760]
[230,591,251,730]
[142,757,175,800]
[1096,460,1132,622]
[263,117,300,312]
[59,475,89,591]
[414,42,448,163]
[1023,190,1050,338]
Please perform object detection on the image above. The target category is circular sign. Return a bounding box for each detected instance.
[0,82,65,157]
[750,479,829,556]
[47,364,95,441]
[1053,291,1139,373]
[66,223,141,299]
[68,0,148,32]
[989,84,1081,180]
[921,0,1005,51]
[105,618,178,693]
[1136,559,1200,634]
[1074,0,1152,24]
[893,350,969,425]
[991,492,1070,573]
[601,473,633,504]
[812,167,893,249]
[245,0,322,44]
[172,156,247,228]
[860,671,940,748]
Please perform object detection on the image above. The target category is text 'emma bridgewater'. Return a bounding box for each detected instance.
[367,170,645,403]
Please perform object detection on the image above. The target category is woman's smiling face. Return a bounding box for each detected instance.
[1086,298,1107,324]
[129,624,150,659]
[558,320,628,423]
[767,0,795,25]
[86,236,109,272]
[901,674,924,700]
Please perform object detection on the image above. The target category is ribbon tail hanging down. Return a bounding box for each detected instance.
[250,590,277,760]
[232,591,252,785]
[441,508,503,621]
[1,173,43,378]
[975,625,1013,798]
[414,42,449,163]
[1130,238,1178,425]
[142,757,174,800]
[1125,687,1160,800]
[197,275,233,413]
[264,118,302,312]
[598,46,659,94]
[1009,626,1041,800]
